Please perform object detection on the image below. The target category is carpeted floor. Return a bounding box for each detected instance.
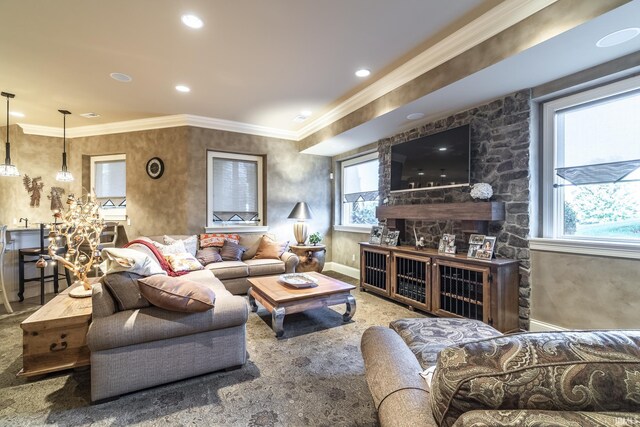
[0,272,425,426]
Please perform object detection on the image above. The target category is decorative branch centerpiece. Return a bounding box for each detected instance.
[48,193,105,298]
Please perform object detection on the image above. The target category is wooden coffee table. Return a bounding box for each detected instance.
[248,272,356,338]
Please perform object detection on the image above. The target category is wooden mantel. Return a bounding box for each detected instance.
[376,201,505,221]
[376,201,505,235]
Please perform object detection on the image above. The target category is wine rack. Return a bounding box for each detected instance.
[392,254,430,311]
[433,260,488,323]
[360,247,389,296]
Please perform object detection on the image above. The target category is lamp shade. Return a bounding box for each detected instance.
[287,202,313,220]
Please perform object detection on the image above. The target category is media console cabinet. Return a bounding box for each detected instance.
[360,243,520,333]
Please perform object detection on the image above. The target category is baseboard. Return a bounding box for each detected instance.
[325,262,360,279]
[529,319,568,332]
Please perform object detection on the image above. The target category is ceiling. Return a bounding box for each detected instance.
[0,0,494,130]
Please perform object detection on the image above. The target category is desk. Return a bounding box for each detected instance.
[18,282,93,377]
[289,244,327,273]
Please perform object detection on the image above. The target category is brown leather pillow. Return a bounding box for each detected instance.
[253,235,289,259]
[219,239,246,261]
[137,276,215,312]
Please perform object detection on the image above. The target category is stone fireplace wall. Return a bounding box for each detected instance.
[378,90,532,330]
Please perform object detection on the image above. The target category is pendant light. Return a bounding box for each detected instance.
[0,91,19,177]
[55,109,74,182]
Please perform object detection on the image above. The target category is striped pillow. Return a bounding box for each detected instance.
[200,233,240,248]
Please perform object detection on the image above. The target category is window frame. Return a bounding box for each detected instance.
[339,152,379,230]
[90,154,127,221]
[537,74,640,256]
[206,150,264,229]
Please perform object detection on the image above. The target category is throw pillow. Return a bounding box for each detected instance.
[199,233,240,248]
[242,233,276,260]
[163,235,198,257]
[137,276,215,312]
[220,239,246,261]
[101,272,150,311]
[253,235,289,259]
[196,247,222,266]
[152,239,187,256]
[164,252,204,272]
[100,247,167,276]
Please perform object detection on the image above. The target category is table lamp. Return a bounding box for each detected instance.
[288,202,313,245]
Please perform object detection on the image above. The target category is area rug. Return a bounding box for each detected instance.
[0,272,425,426]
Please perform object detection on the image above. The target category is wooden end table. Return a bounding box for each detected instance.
[18,282,93,377]
[247,272,356,338]
[289,244,326,273]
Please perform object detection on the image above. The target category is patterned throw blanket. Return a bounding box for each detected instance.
[124,239,188,277]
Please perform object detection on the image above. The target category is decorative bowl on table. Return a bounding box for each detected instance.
[278,273,319,288]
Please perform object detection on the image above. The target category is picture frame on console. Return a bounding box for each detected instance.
[384,230,400,246]
[474,236,496,260]
[369,225,385,245]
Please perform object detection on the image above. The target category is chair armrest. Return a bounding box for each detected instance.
[361,326,435,426]
[280,251,299,273]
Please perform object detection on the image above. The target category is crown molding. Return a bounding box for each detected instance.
[19,114,298,140]
[295,0,557,140]
[18,0,555,143]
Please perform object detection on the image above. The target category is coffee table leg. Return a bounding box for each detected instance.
[272,307,285,338]
[343,294,356,322]
[248,287,258,312]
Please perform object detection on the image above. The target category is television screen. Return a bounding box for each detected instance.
[390,124,470,192]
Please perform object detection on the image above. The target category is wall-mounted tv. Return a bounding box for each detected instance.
[390,124,470,192]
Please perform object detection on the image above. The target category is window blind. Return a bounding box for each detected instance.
[211,158,258,221]
[95,160,126,198]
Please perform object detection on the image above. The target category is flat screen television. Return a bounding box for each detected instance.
[390,124,470,192]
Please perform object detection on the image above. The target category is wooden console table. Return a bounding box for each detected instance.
[18,282,92,377]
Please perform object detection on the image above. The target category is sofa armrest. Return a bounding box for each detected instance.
[361,326,435,427]
[88,294,248,352]
[280,251,299,273]
[452,410,640,427]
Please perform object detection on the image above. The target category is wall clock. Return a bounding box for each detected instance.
[146,157,165,179]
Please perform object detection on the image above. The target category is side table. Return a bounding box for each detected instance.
[18,281,93,377]
[290,244,326,273]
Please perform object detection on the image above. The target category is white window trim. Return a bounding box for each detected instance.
[333,224,373,233]
[340,151,379,227]
[90,154,127,221]
[206,151,264,228]
[541,75,640,254]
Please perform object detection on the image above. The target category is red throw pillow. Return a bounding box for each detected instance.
[199,233,240,248]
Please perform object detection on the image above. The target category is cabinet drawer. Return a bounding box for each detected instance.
[20,323,90,376]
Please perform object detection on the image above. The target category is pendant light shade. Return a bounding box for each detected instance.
[56,109,74,182]
[0,91,19,177]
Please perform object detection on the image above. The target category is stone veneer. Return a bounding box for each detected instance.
[378,90,532,330]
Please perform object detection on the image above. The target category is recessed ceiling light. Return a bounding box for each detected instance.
[110,72,132,82]
[406,113,425,120]
[181,14,203,29]
[80,112,101,118]
[355,68,371,78]
[300,110,312,117]
[175,85,191,93]
[439,147,447,151]
[596,27,640,47]
[10,111,25,118]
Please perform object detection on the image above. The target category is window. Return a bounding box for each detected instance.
[91,154,126,220]
[542,76,640,243]
[341,152,379,227]
[206,151,263,228]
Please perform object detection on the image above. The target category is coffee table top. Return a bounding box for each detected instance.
[248,272,355,304]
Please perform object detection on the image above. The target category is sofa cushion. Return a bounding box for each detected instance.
[138,275,215,313]
[152,239,188,256]
[220,239,246,261]
[92,282,117,318]
[180,269,228,293]
[430,330,640,427]
[101,272,150,311]
[390,318,501,369]
[196,247,222,266]
[451,410,640,427]
[101,247,167,277]
[244,258,285,276]
[87,294,249,351]
[165,252,204,272]
[163,234,198,256]
[253,235,289,260]
[205,261,248,280]
[200,233,240,248]
[241,233,275,260]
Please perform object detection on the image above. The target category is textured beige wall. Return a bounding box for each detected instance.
[332,231,369,269]
[64,126,331,252]
[531,250,640,329]
[0,125,73,226]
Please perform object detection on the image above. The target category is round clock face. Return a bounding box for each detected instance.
[146,157,164,179]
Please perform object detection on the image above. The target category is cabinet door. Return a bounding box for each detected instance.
[360,247,390,296]
[432,259,491,325]
[391,253,431,311]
